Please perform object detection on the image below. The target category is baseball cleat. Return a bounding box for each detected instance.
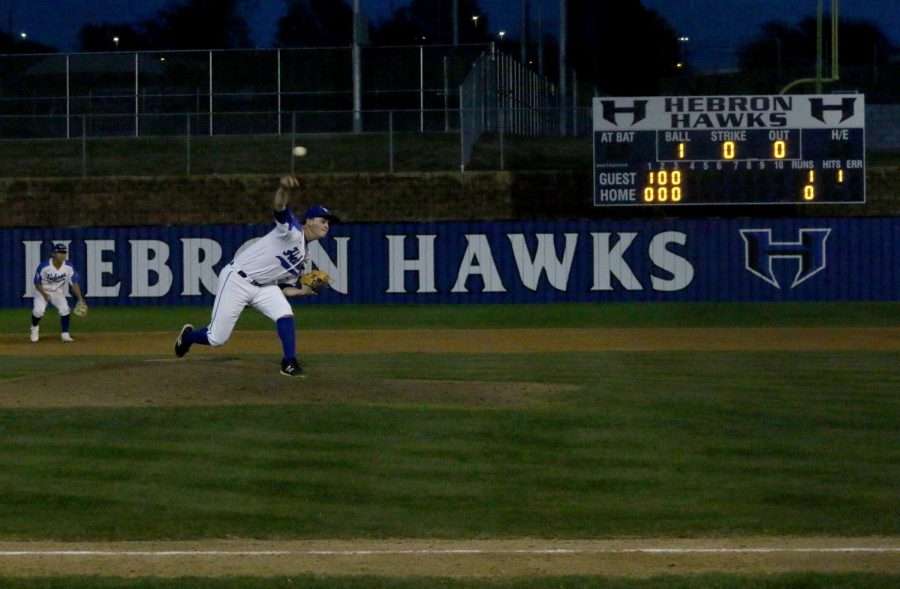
[29,326,39,343]
[61,332,74,343]
[175,324,193,357]
[280,357,305,378]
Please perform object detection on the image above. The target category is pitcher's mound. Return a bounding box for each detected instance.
[0,356,572,408]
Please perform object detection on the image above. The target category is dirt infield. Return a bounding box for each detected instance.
[1,538,898,578]
[2,326,897,410]
[1,327,898,577]
[2,326,899,357]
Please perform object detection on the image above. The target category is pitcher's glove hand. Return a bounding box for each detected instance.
[299,270,330,294]
[73,300,89,317]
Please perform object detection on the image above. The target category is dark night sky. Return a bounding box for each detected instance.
[5,0,899,70]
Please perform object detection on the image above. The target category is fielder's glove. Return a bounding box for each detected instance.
[299,270,331,294]
[73,300,89,317]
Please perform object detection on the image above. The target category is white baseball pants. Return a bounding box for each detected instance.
[32,290,71,318]
[206,265,293,347]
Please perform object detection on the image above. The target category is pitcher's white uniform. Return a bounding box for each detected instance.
[206,207,308,346]
[33,259,80,318]
[175,176,336,378]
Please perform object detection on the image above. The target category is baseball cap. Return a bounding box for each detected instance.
[52,243,68,253]
[301,204,339,223]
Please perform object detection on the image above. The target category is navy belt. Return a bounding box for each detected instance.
[236,269,263,287]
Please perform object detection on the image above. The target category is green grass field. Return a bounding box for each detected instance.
[3,349,898,540]
[0,302,898,588]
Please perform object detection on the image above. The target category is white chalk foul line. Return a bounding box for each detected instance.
[1,547,899,557]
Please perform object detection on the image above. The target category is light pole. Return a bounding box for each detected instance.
[472,14,479,37]
[452,0,458,45]
[113,36,120,49]
[536,0,543,75]
[677,36,689,70]
[521,0,528,64]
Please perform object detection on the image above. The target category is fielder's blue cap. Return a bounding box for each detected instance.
[301,204,339,223]
[52,243,68,253]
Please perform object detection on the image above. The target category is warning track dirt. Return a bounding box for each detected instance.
[1,538,898,577]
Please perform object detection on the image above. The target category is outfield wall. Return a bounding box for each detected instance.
[2,217,897,307]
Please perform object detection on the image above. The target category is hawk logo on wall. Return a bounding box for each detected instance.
[740,228,831,289]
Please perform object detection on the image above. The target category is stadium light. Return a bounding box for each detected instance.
[677,36,689,68]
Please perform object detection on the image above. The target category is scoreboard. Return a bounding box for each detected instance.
[592,94,865,206]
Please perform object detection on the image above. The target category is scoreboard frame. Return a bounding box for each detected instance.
[592,94,866,207]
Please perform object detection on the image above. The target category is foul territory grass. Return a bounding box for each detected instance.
[0,350,897,540]
[1,302,898,334]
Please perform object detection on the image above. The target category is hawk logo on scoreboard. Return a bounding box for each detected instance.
[600,99,648,126]
[740,228,831,289]
[808,97,857,124]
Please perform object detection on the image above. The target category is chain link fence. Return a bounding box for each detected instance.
[1,46,895,178]
[0,44,495,138]
[0,107,595,177]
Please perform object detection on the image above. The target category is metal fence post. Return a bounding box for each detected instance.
[389,111,394,174]
[572,69,578,137]
[81,115,87,178]
[459,86,465,172]
[208,51,213,136]
[186,114,191,176]
[499,108,505,171]
[443,56,449,132]
[419,45,425,133]
[559,0,568,137]
[277,48,282,135]
[65,54,71,139]
[480,53,486,132]
[353,42,362,133]
[290,112,297,174]
[134,52,139,137]
[353,0,362,133]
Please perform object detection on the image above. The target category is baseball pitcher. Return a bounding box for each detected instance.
[174,175,337,377]
[30,243,87,343]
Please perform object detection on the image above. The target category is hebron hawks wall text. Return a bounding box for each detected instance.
[1,218,897,306]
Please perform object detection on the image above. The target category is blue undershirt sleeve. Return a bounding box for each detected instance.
[274,208,290,224]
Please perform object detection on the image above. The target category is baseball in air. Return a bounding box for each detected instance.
[292,146,308,157]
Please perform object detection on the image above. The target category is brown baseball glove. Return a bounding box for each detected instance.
[73,300,89,317]
[299,270,331,294]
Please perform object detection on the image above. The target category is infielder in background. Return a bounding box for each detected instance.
[174,175,338,377]
[31,243,87,343]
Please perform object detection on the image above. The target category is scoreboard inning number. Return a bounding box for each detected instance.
[592,94,866,206]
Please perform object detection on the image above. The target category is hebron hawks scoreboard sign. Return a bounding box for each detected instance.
[1,217,897,306]
[593,94,866,206]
